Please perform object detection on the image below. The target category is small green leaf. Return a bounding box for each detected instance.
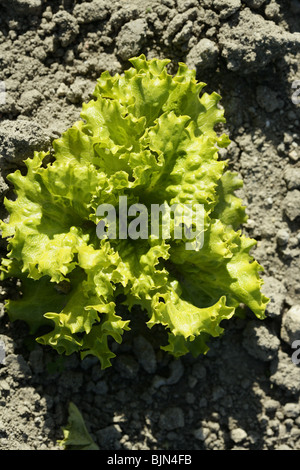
[59,402,99,450]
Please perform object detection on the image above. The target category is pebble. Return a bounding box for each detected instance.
[18,89,42,115]
[158,407,185,431]
[73,0,108,24]
[265,0,281,20]
[264,398,280,413]
[230,428,247,443]
[284,167,300,190]
[152,358,184,389]
[115,19,148,61]
[283,403,300,419]
[193,427,210,441]
[282,190,300,221]
[276,444,293,450]
[276,229,290,246]
[115,354,139,379]
[52,11,79,48]
[270,350,300,395]
[289,150,299,162]
[256,85,282,113]
[0,379,10,392]
[93,380,108,395]
[281,305,300,345]
[0,119,50,168]
[133,335,157,374]
[3,354,32,382]
[242,320,280,361]
[185,38,219,71]
[96,424,122,445]
[213,0,241,19]
[191,362,207,380]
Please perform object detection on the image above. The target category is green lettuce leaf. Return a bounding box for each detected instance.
[0,55,268,368]
[59,402,99,450]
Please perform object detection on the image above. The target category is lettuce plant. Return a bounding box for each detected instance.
[0,55,268,368]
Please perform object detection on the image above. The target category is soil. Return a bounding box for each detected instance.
[0,0,300,451]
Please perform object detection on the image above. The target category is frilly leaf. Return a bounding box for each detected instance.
[59,402,99,450]
[0,55,268,368]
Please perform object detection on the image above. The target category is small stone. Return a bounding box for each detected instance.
[265,197,273,207]
[57,82,69,98]
[94,380,108,395]
[261,276,286,318]
[281,305,300,345]
[212,385,225,401]
[52,11,79,48]
[177,0,199,12]
[192,362,206,380]
[66,78,88,104]
[0,379,10,392]
[256,85,282,113]
[115,19,148,61]
[186,392,195,404]
[284,167,300,190]
[186,38,219,71]
[230,428,247,443]
[193,427,210,441]
[133,335,157,374]
[242,320,280,361]
[165,359,184,385]
[4,354,32,381]
[289,149,299,162]
[264,398,280,413]
[73,0,108,24]
[282,190,300,221]
[276,229,290,246]
[96,424,122,445]
[283,403,300,419]
[158,407,185,431]
[152,359,184,389]
[115,354,139,379]
[213,0,241,18]
[18,89,42,115]
[270,349,300,395]
[265,0,281,20]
